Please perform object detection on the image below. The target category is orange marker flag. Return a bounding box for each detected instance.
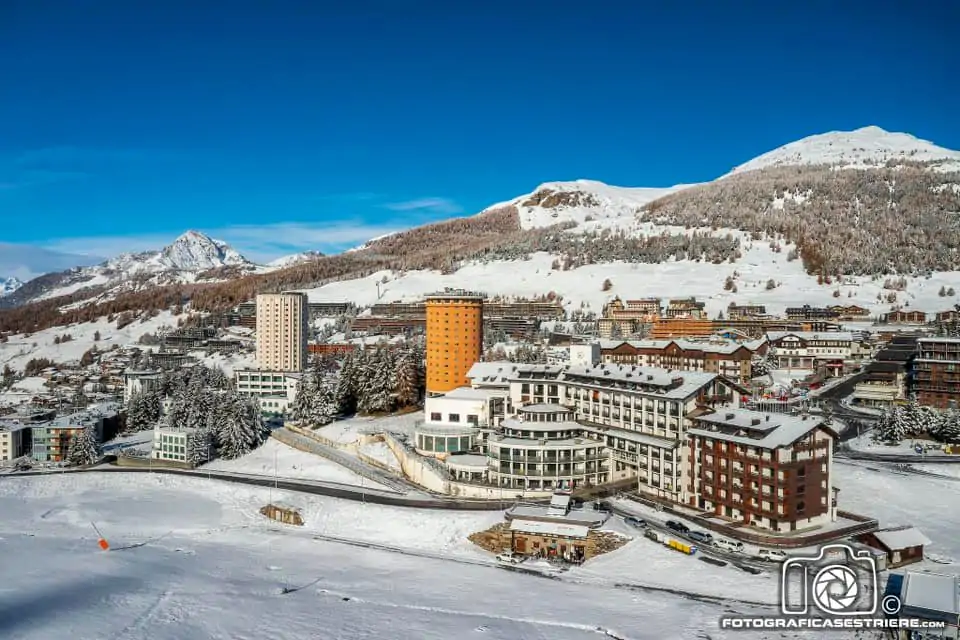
[91,521,110,551]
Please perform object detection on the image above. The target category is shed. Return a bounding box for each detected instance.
[508,518,592,563]
[860,526,931,568]
[260,502,304,526]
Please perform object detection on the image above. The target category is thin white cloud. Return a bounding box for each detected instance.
[383,197,463,215]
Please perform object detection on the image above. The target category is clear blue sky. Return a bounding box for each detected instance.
[0,0,956,273]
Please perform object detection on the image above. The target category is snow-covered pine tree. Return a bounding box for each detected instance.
[312,375,338,426]
[187,426,214,466]
[66,425,100,466]
[932,409,960,443]
[392,348,421,408]
[289,373,318,425]
[126,390,162,433]
[874,405,908,442]
[214,394,269,460]
[357,348,394,414]
[335,352,359,416]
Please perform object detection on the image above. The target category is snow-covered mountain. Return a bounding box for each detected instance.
[0,277,24,298]
[483,179,694,230]
[727,126,960,176]
[266,251,325,269]
[100,230,252,275]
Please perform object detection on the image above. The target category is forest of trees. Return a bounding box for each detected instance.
[872,401,960,444]
[642,162,960,276]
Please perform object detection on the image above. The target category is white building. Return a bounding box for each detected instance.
[765,331,860,373]
[123,369,163,403]
[256,292,309,372]
[234,369,301,417]
[416,386,502,456]
[152,424,207,465]
[0,421,31,461]
[569,343,601,368]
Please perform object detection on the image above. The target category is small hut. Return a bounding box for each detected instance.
[260,502,304,526]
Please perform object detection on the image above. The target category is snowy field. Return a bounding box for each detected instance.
[315,411,422,444]
[202,438,392,490]
[300,237,960,319]
[0,472,833,640]
[833,460,960,567]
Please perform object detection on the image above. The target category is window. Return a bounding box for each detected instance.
[448,413,460,423]
[467,414,479,425]
[430,412,441,421]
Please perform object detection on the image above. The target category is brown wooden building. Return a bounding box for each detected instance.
[687,409,837,533]
[828,304,871,320]
[859,527,931,568]
[883,310,928,324]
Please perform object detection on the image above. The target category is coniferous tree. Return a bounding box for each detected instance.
[66,425,100,466]
[392,349,421,408]
[126,390,162,433]
[214,394,268,460]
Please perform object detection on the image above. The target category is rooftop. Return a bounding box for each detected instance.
[442,387,496,401]
[767,331,855,342]
[918,337,960,345]
[444,454,488,470]
[507,504,607,527]
[424,288,486,300]
[688,408,827,449]
[597,337,767,355]
[0,420,32,433]
[509,518,589,539]
[518,403,572,415]
[500,417,584,433]
[900,572,960,616]
[873,526,932,550]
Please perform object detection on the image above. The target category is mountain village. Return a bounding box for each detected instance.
[3,127,960,638]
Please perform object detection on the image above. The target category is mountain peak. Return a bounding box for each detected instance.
[727,126,960,176]
[0,276,24,298]
[158,230,249,271]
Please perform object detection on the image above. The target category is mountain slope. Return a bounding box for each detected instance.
[727,126,960,176]
[266,251,325,268]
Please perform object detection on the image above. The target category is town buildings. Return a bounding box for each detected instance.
[152,422,209,465]
[785,305,838,321]
[860,526,931,568]
[425,289,484,395]
[914,337,960,409]
[686,409,837,532]
[255,292,309,372]
[664,298,707,319]
[598,297,661,338]
[123,369,163,403]
[886,571,960,639]
[852,336,917,408]
[597,338,767,385]
[726,303,768,320]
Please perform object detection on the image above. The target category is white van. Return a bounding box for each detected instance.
[714,538,744,553]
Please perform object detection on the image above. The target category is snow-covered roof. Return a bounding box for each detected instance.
[509,518,589,539]
[688,409,827,450]
[597,338,767,354]
[901,572,960,616]
[444,454,488,470]
[766,331,854,342]
[873,527,932,550]
[518,403,571,415]
[442,387,495,401]
[0,420,31,433]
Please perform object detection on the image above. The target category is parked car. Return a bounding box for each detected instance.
[757,548,788,562]
[623,516,647,529]
[688,530,713,545]
[665,520,690,534]
[714,538,745,553]
[594,500,612,512]
[644,529,665,543]
[496,551,523,564]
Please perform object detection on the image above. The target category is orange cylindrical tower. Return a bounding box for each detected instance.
[425,290,484,395]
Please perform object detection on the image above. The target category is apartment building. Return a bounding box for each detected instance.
[664,298,706,319]
[152,423,208,465]
[883,310,928,325]
[726,303,768,320]
[914,337,960,409]
[486,404,608,492]
[597,338,768,385]
[123,369,163,403]
[425,289,484,395]
[255,292,309,372]
[234,369,302,416]
[766,331,862,374]
[686,408,836,532]
[31,403,122,462]
[0,421,31,461]
[507,363,745,502]
[785,305,838,321]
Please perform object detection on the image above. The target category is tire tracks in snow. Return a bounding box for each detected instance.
[108,588,174,640]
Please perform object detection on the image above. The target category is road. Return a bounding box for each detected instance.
[604,499,772,574]
[1,464,524,511]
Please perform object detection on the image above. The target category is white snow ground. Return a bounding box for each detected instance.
[0,472,818,640]
[203,438,392,490]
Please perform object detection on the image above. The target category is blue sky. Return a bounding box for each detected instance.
[0,0,956,276]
